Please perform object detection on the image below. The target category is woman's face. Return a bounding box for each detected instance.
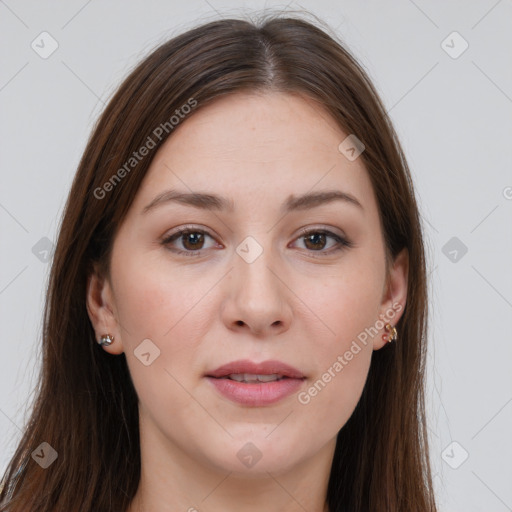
[87,92,407,476]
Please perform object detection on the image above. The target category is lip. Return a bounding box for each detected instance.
[205,359,306,407]
[206,359,305,379]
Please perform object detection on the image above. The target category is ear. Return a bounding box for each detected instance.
[373,247,409,351]
[86,264,124,355]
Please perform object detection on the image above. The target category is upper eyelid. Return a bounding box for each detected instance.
[164,225,345,240]
[163,225,217,241]
[163,226,348,250]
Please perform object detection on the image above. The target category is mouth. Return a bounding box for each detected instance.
[206,359,305,380]
[205,359,306,406]
[210,373,297,383]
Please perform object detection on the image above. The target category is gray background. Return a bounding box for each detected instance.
[1,1,511,510]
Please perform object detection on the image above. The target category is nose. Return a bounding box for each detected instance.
[221,246,293,337]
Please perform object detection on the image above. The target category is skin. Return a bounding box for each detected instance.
[86,91,408,512]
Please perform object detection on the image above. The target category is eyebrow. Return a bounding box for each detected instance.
[142,189,363,214]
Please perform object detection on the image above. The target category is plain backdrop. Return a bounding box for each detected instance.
[1,1,511,510]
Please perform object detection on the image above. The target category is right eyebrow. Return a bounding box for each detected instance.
[142,189,235,214]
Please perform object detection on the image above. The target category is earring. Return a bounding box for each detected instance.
[98,334,114,346]
[382,323,397,343]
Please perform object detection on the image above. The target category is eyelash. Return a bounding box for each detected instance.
[161,225,353,258]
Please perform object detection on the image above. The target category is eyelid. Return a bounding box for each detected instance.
[163,224,216,238]
[292,226,353,254]
[296,225,346,239]
[161,225,220,248]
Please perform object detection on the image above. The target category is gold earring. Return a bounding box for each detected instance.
[382,323,397,343]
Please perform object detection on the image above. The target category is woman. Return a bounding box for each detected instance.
[0,13,438,512]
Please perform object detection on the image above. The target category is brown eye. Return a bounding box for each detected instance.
[303,232,327,251]
[162,228,218,256]
[292,229,353,255]
[180,232,205,250]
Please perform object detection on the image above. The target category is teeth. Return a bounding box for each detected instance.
[227,373,284,383]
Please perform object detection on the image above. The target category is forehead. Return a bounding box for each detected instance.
[130,91,377,217]
[158,92,352,164]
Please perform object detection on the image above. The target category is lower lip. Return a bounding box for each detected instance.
[205,376,305,406]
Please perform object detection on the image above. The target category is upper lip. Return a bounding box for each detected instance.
[206,359,305,379]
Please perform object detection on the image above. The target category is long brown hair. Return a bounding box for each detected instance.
[0,12,437,512]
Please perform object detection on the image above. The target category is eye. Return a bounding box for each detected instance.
[291,228,353,255]
[161,225,353,258]
[161,226,219,256]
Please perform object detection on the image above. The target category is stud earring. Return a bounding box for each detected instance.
[382,323,397,343]
[98,334,114,346]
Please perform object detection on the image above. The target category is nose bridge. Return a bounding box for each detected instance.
[234,236,280,300]
[224,234,291,334]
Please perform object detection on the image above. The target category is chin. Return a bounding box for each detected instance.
[202,436,303,476]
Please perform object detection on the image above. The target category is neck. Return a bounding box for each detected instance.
[127,432,335,512]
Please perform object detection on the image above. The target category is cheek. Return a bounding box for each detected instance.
[111,255,217,341]
[295,287,375,433]
[111,262,216,423]
[295,255,384,350]
[291,253,383,417]
[110,255,225,400]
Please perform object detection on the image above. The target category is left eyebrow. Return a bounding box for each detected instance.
[282,190,363,213]
[141,188,363,215]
